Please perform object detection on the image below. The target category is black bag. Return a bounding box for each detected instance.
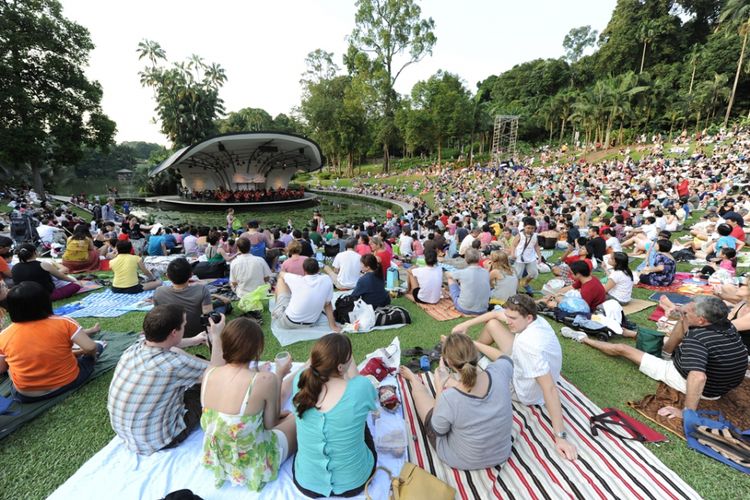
[374,305,411,326]
[192,261,227,279]
[324,243,340,258]
[334,294,356,324]
[672,249,696,262]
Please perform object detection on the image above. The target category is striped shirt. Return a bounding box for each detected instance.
[107,339,207,455]
[672,321,748,398]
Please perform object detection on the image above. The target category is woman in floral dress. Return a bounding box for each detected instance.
[200,318,296,491]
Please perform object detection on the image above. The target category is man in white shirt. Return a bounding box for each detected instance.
[273,258,340,333]
[406,249,443,304]
[451,293,577,461]
[458,227,480,257]
[230,238,272,298]
[399,231,414,259]
[323,238,361,289]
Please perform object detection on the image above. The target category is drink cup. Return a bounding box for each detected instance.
[275,351,290,364]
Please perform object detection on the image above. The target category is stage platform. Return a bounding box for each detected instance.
[144,193,318,210]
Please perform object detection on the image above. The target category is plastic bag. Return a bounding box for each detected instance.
[542,278,566,296]
[349,299,376,332]
[237,284,270,312]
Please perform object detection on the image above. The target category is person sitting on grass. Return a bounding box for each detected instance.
[292,334,376,498]
[109,240,162,294]
[12,243,82,300]
[561,295,748,419]
[445,248,491,315]
[399,332,513,470]
[61,223,100,273]
[406,248,443,304]
[349,254,390,308]
[273,259,340,333]
[324,238,362,290]
[486,250,518,305]
[451,294,577,460]
[542,260,606,312]
[0,281,103,403]
[201,318,297,491]
[108,305,225,455]
[637,239,676,287]
[230,237,272,298]
[603,252,634,305]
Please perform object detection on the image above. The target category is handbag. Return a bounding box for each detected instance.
[590,408,667,443]
[635,327,665,357]
[364,464,456,500]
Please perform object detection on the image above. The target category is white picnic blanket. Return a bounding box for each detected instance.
[51,356,407,500]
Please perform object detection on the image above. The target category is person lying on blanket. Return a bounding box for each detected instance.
[201,318,297,491]
[272,259,341,333]
[107,304,226,455]
[399,332,513,470]
[0,281,104,403]
[451,294,578,460]
[562,295,748,419]
[292,334,377,497]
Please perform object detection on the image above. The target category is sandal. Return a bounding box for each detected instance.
[402,347,426,358]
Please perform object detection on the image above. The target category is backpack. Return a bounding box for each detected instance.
[374,305,411,326]
[192,261,227,279]
[334,294,356,324]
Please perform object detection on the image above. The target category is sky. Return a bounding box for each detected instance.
[60,0,618,146]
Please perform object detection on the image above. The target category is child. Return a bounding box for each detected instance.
[718,247,738,276]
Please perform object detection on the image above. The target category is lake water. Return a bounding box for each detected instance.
[130,194,390,229]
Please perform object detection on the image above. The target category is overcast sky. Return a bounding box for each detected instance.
[60,0,617,146]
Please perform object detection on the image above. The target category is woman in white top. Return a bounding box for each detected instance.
[604,228,623,254]
[604,252,633,304]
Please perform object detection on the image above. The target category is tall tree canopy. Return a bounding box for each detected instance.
[0,0,115,197]
[137,40,227,148]
[347,0,436,173]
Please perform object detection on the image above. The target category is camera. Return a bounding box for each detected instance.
[200,312,222,328]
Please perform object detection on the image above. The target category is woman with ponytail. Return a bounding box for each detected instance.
[349,254,390,308]
[292,334,377,497]
[12,243,82,300]
[399,332,513,470]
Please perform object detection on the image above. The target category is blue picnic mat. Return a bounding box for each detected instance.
[648,292,693,305]
[55,289,155,318]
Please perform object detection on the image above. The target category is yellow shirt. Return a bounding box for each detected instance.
[110,254,141,288]
[63,238,90,262]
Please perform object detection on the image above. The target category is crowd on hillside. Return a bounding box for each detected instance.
[1,126,749,495]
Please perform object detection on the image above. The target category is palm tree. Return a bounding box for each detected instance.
[685,44,702,95]
[638,20,658,74]
[719,0,750,127]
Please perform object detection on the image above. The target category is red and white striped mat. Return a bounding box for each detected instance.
[399,373,701,500]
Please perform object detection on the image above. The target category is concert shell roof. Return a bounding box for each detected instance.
[150,132,324,191]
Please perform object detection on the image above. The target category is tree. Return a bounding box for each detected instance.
[0,0,115,198]
[638,19,659,74]
[719,0,750,126]
[217,108,274,133]
[137,40,227,148]
[348,0,436,173]
[407,71,472,164]
[563,25,598,63]
[685,44,703,94]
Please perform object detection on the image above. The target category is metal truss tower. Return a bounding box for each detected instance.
[491,115,519,163]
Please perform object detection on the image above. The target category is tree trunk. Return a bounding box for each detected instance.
[640,41,647,74]
[559,116,566,143]
[347,151,354,177]
[725,29,748,128]
[437,139,443,166]
[382,143,390,174]
[32,163,45,200]
[688,63,696,95]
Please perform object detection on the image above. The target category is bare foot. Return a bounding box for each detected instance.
[88,322,101,335]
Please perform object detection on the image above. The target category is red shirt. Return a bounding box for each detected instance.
[730,225,745,242]
[376,250,391,279]
[573,277,606,310]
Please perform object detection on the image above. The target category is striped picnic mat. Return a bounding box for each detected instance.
[399,373,700,499]
[405,294,468,321]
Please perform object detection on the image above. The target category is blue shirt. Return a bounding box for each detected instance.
[716,235,736,252]
[293,372,377,496]
[163,234,176,249]
[147,235,166,256]
[351,272,391,308]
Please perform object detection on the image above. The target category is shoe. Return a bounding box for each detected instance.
[560,327,587,343]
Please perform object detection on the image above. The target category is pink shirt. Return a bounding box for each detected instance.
[281,255,306,276]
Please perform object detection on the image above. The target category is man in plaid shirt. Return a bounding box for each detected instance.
[107,304,225,455]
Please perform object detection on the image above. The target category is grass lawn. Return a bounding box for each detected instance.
[1,217,748,498]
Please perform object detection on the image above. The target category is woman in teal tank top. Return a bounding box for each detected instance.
[292,334,377,497]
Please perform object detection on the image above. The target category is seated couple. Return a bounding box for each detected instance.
[0,282,105,403]
[562,295,748,419]
[109,307,379,497]
[273,258,341,333]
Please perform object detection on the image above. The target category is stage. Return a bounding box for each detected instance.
[144,193,319,210]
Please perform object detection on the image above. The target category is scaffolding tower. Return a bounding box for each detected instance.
[491,115,519,164]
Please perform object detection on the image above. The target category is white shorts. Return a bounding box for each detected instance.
[272,429,289,463]
[638,354,687,393]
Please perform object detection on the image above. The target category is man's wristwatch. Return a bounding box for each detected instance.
[556,431,568,440]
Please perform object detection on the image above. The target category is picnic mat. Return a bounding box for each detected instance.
[74,280,104,295]
[621,298,656,315]
[629,378,750,441]
[404,293,468,321]
[399,372,701,499]
[0,331,138,440]
[648,292,694,306]
[50,368,407,500]
[636,278,686,293]
[56,289,155,318]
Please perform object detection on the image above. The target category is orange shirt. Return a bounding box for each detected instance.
[0,316,81,391]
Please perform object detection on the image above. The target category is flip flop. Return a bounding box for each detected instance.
[402,347,426,358]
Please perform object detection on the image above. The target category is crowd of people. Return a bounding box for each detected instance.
[185,187,306,203]
[1,126,749,495]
